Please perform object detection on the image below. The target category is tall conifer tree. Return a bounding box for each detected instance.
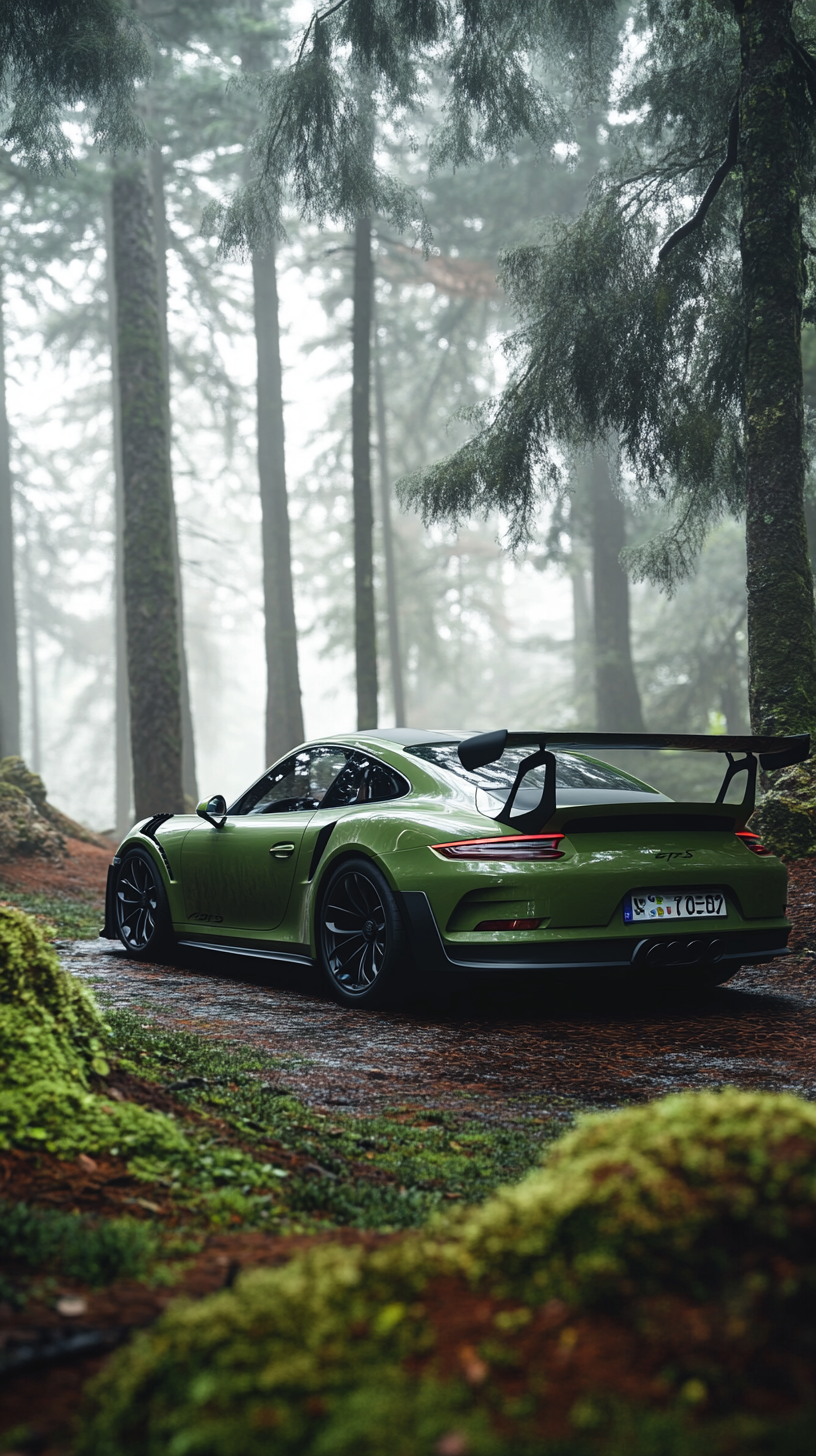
[215,0,816,743]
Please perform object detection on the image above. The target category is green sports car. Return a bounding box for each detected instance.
[101,728,808,1006]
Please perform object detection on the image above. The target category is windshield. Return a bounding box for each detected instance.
[405,744,660,795]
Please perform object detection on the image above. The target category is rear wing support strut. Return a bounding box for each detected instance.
[716,752,758,816]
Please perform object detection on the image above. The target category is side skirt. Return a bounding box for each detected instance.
[176,938,314,969]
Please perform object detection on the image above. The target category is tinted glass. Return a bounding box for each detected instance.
[322,753,409,807]
[405,744,659,794]
[234,747,352,815]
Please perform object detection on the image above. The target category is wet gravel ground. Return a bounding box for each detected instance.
[63,935,816,1125]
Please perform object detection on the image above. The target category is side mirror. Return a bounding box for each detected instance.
[197,794,227,828]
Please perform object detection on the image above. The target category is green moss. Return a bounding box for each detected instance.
[0,905,107,1064]
[749,760,816,858]
[0,907,188,1162]
[445,1087,816,1303]
[77,1089,816,1456]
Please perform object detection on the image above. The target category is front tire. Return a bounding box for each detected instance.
[317,856,407,1007]
[115,849,173,958]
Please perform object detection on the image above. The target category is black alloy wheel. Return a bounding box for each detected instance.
[115,850,172,957]
[318,856,406,1007]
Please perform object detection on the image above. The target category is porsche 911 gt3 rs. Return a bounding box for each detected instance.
[101,728,808,1006]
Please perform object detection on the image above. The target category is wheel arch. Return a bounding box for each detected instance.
[118,835,173,893]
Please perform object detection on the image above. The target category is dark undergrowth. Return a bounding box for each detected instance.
[0,1202,162,1294]
[0,889,102,940]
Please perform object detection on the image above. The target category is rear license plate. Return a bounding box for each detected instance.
[623,890,727,923]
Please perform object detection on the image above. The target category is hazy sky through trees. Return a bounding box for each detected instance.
[0,2,758,828]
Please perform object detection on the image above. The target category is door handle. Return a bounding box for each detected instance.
[270,843,296,860]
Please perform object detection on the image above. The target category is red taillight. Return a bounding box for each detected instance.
[431,835,565,861]
[736,831,775,857]
[475,917,541,931]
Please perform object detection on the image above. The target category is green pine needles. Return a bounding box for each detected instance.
[208,0,620,252]
[0,0,150,169]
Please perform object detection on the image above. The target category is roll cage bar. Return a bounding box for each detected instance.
[456,730,810,834]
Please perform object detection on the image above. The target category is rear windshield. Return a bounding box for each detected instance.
[405,743,660,795]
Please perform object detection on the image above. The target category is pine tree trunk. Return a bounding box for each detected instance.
[111,158,183,817]
[738,0,816,736]
[149,146,198,803]
[240,13,304,766]
[104,192,134,836]
[352,216,378,729]
[372,296,406,725]
[0,269,20,760]
[252,246,305,762]
[569,558,594,729]
[590,454,645,731]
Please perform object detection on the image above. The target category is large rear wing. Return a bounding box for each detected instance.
[457,730,810,834]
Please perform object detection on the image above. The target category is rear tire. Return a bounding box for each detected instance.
[317,856,407,1008]
[115,849,173,958]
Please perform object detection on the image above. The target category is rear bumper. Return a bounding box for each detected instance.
[397,891,789,976]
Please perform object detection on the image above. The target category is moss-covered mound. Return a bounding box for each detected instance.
[0,754,112,858]
[749,758,816,859]
[78,1089,816,1456]
[0,906,188,1162]
[0,755,64,859]
[447,1087,816,1302]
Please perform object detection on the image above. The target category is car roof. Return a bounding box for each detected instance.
[346,728,473,746]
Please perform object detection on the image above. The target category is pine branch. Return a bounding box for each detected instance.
[658,95,739,263]
[258,0,350,168]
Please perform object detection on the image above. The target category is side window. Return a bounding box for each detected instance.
[233,747,352,815]
[321,753,409,808]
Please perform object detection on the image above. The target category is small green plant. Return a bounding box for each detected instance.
[0,1201,159,1286]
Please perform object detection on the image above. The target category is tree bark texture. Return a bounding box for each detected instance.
[252,246,305,763]
[149,146,198,803]
[112,159,184,818]
[352,216,378,730]
[373,297,406,725]
[738,0,816,736]
[104,193,134,835]
[569,559,595,730]
[0,270,20,759]
[590,454,645,732]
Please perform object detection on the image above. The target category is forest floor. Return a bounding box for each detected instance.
[2,845,816,1452]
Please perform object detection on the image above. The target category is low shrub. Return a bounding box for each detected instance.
[0,1200,159,1286]
[77,1089,816,1456]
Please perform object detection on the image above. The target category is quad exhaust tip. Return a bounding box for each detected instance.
[632,936,724,970]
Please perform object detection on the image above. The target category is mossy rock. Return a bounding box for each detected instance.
[749,759,816,859]
[0,755,47,806]
[0,754,109,856]
[77,1090,816,1456]
[0,754,63,859]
